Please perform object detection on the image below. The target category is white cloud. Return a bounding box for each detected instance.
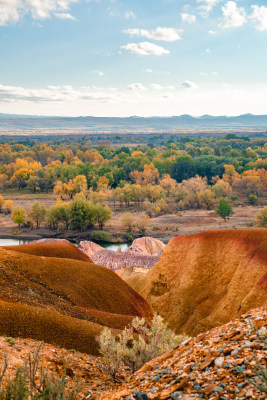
[121,41,170,56]
[197,0,222,17]
[125,10,136,20]
[151,84,164,90]
[221,1,246,28]
[250,5,267,31]
[0,0,22,26]
[0,0,78,25]
[181,80,198,89]
[143,68,170,75]
[0,83,124,103]
[128,83,146,90]
[92,70,105,77]
[181,13,196,23]
[123,27,182,42]
[54,12,76,20]
[208,30,217,34]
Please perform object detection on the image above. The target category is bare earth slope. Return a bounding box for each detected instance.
[107,307,267,400]
[0,245,153,354]
[139,229,267,336]
[2,241,92,262]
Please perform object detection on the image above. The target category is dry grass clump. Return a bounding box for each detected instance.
[0,343,81,399]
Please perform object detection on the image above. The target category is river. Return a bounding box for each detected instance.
[0,238,130,252]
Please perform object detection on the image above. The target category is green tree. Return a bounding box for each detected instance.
[215,198,233,220]
[94,204,112,229]
[12,206,27,226]
[29,201,46,228]
[69,198,95,231]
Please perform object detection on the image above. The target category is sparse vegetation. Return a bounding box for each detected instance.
[0,344,81,399]
[255,206,267,227]
[97,314,186,381]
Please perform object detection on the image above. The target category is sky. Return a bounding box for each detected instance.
[0,0,267,117]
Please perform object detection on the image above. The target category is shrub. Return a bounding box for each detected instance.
[0,343,81,399]
[120,212,134,233]
[91,230,113,242]
[255,206,267,227]
[135,213,150,235]
[248,194,258,205]
[231,195,239,201]
[97,314,186,381]
[5,200,14,213]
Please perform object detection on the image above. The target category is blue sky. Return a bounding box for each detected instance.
[0,0,267,117]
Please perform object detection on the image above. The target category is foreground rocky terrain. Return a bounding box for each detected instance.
[0,308,265,400]
[107,307,267,400]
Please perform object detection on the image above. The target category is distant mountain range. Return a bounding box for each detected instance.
[0,113,267,133]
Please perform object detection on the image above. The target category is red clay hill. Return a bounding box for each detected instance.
[0,241,153,355]
[137,229,267,336]
[3,240,92,262]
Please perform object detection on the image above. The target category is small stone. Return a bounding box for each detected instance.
[215,357,225,368]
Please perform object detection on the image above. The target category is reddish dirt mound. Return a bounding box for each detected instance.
[107,307,267,400]
[0,246,153,354]
[139,229,267,336]
[2,241,92,262]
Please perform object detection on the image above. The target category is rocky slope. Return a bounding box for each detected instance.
[138,229,267,336]
[79,237,165,271]
[106,307,267,400]
[125,237,165,256]
[0,243,153,354]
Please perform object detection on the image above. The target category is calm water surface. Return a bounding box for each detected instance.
[0,238,130,251]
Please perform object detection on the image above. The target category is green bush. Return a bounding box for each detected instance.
[215,198,233,220]
[97,314,186,381]
[248,194,258,205]
[91,230,113,242]
[231,195,239,201]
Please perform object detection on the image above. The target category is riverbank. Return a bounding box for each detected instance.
[0,204,262,245]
